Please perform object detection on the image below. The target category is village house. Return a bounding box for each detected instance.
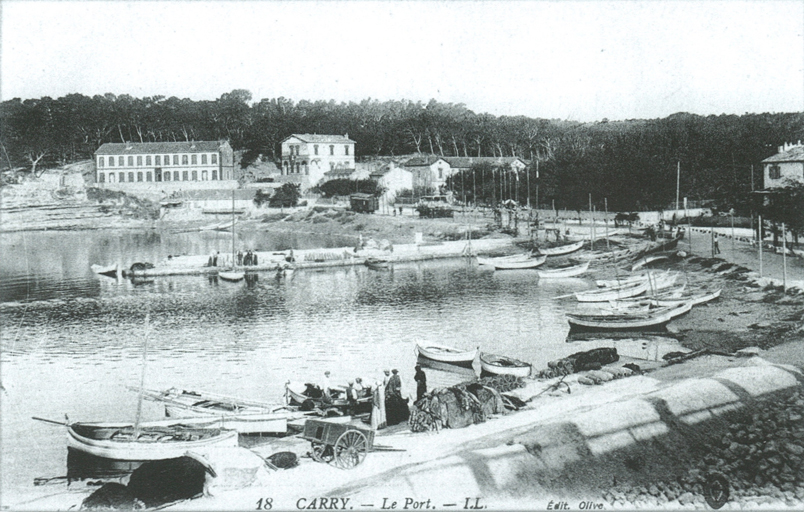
[94,141,236,193]
[442,156,529,175]
[398,155,452,193]
[280,134,355,188]
[370,163,413,211]
[761,141,804,189]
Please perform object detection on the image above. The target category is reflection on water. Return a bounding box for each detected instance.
[0,229,688,504]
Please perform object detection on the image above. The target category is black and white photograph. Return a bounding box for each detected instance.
[1,1,803,510]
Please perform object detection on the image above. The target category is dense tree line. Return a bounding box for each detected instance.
[1,90,802,212]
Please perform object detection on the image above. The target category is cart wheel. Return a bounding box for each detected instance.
[310,442,334,463]
[333,430,368,469]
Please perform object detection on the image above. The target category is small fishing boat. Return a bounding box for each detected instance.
[199,219,238,232]
[653,288,721,307]
[416,342,478,368]
[643,236,681,255]
[67,421,238,461]
[536,240,584,256]
[479,352,532,377]
[536,260,590,279]
[596,270,680,290]
[218,270,245,282]
[631,255,670,271]
[476,254,546,270]
[365,257,391,269]
[575,281,648,302]
[566,301,693,331]
[91,263,120,278]
[613,283,687,304]
[137,388,293,434]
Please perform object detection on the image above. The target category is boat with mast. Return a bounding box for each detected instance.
[219,189,245,282]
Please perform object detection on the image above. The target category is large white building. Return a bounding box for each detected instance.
[761,142,804,189]
[95,141,235,188]
[280,134,355,188]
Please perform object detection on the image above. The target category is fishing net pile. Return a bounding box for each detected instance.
[409,376,524,433]
[537,347,619,379]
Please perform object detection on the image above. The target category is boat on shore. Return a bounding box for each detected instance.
[536,260,590,279]
[137,388,295,434]
[476,254,546,270]
[91,263,120,278]
[416,342,478,368]
[596,270,679,289]
[536,240,584,256]
[652,288,721,307]
[631,255,670,271]
[67,421,238,461]
[479,353,531,377]
[566,301,693,331]
[575,281,649,302]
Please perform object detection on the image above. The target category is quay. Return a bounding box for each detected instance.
[122,238,522,277]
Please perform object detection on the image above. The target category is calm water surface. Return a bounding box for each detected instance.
[0,228,673,505]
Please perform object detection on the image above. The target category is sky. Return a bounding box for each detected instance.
[2,0,803,122]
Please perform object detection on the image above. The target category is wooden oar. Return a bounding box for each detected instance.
[32,416,68,426]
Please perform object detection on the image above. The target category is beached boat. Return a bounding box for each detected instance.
[137,388,292,434]
[536,240,584,256]
[596,270,679,289]
[566,301,693,331]
[631,255,670,271]
[67,421,238,461]
[476,254,546,270]
[643,236,681,255]
[365,257,391,269]
[575,281,648,302]
[613,283,687,304]
[479,353,531,377]
[536,260,590,279]
[653,288,721,307]
[416,342,478,368]
[91,263,120,278]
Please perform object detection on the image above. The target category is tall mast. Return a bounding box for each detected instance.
[232,189,236,267]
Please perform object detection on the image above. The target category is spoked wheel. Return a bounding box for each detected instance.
[333,430,368,469]
[310,442,334,463]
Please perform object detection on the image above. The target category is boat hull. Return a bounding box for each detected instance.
[163,407,288,434]
[537,261,590,278]
[537,240,584,256]
[91,264,120,278]
[415,343,477,368]
[575,282,648,302]
[67,423,238,461]
[218,271,245,282]
[476,254,546,270]
[478,353,531,377]
[567,302,692,331]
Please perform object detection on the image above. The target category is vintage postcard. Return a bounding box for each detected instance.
[2,1,803,511]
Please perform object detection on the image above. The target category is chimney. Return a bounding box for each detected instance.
[344,133,349,139]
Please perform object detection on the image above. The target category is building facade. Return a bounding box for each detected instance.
[95,141,235,187]
[761,142,804,189]
[398,156,452,192]
[280,134,355,188]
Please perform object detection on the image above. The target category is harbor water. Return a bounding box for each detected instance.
[0,229,679,505]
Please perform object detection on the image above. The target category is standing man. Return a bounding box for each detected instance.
[322,371,332,403]
[714,233,721,255]
[414,364,427,402]
[387,369,402,398]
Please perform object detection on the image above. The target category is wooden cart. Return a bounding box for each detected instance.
[301,418,375,469]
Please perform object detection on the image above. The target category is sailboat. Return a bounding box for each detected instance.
[219,189,245,282]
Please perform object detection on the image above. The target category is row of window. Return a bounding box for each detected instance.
[98,169,221,183]
[98,153,218,168]
[287,144,350,156]
[282,160,352,174]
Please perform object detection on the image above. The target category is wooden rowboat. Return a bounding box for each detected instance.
[416,342,478,368]
[596,271,680,291]
[631,255,670,272]
[137,388,293,434]
[537,260,590,279]
[537,240,584,256]
[479,352,531,377]
[653,288,721,307]
[476,254,546,270]
[218,270,245,282]
[575,281,648,302]
[365,257,391,269]
[566,301,692,331]
[67,421,238,461]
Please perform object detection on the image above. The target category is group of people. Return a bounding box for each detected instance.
[237,250,259,266]
[206,250,260,267]
[317,364,428,429]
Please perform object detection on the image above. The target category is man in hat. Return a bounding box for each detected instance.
[414,364,427,401]
[322,371,332,402]
[387,369,402,399]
